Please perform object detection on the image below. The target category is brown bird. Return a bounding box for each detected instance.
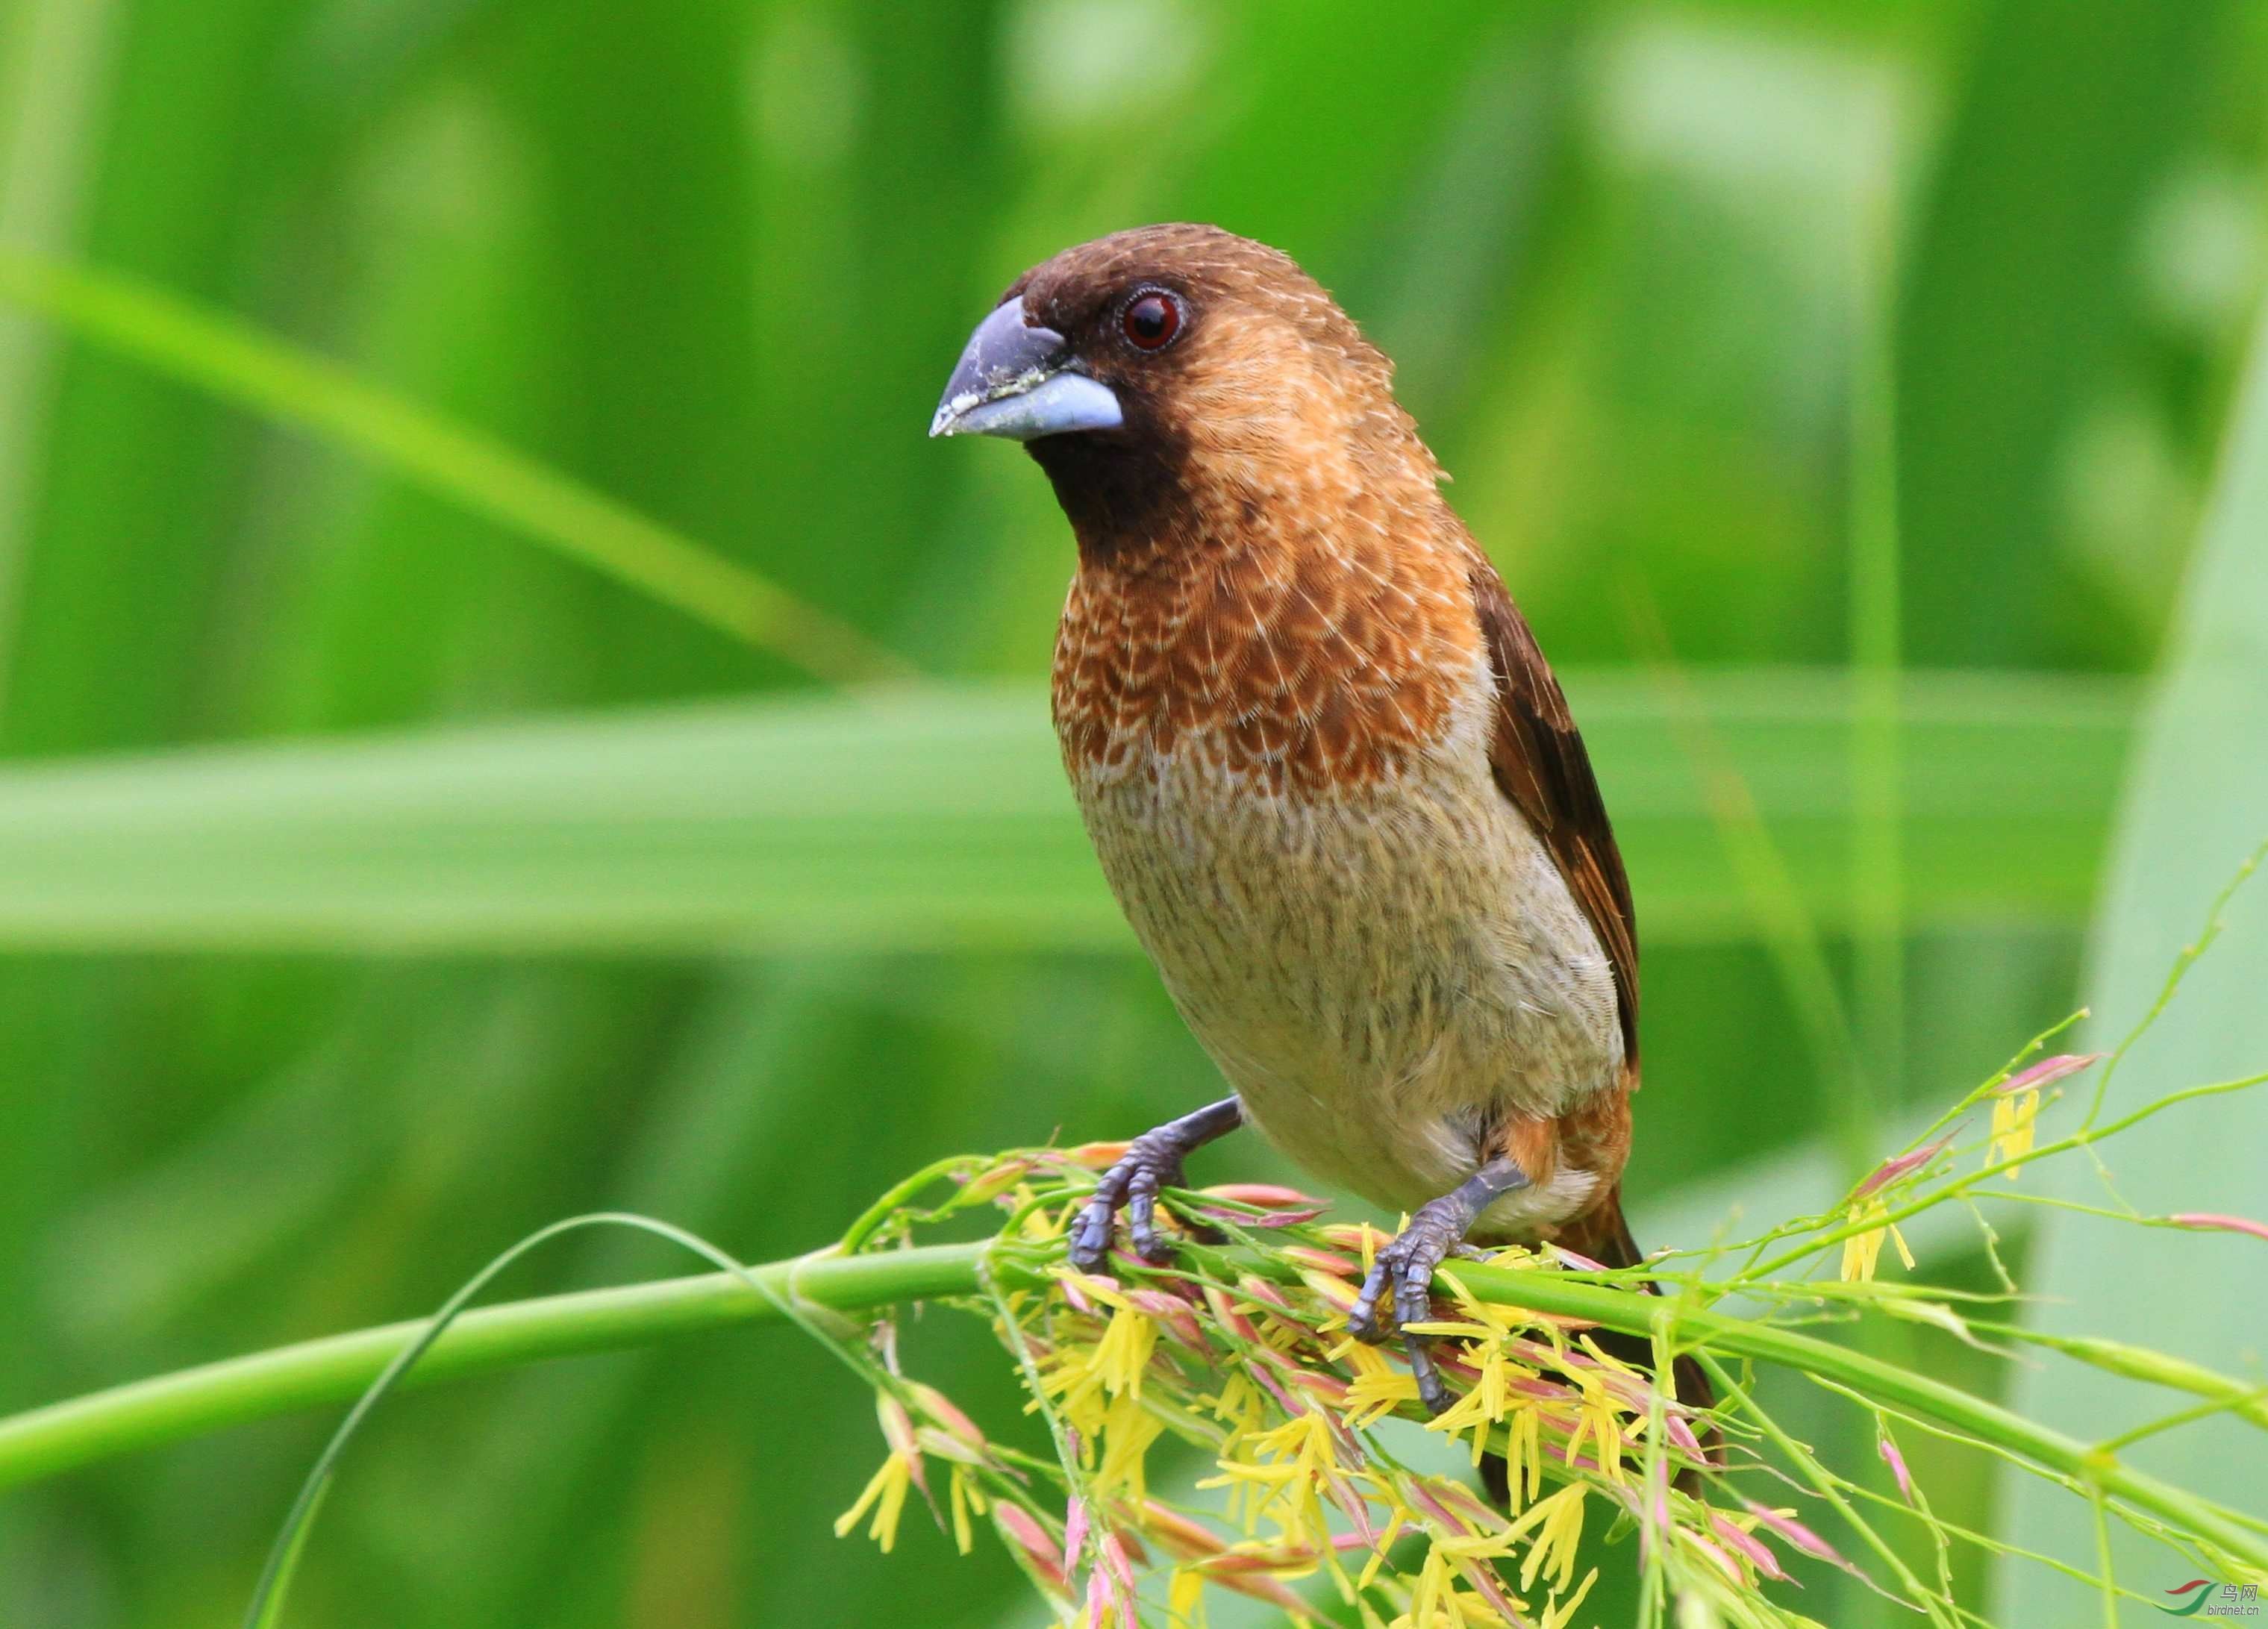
[932,223,1681,1418]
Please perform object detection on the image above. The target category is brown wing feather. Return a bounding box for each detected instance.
[1465,557,1640,1076]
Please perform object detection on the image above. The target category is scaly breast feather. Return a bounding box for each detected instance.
[1066,657,1624,1222]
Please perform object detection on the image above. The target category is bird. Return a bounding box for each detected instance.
[931,222,1696,1422]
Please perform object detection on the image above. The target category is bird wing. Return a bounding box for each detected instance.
[1465,556,1640,1076]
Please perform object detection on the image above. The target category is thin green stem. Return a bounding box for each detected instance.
[2090,1486,2119,1629]
[1746,1069,2268,1280]
[1628,617,1857,1095]
[0,1242,987,1495]
[1846,158,1903,1173]
[1701,1352,1953,1625]
[838,1154,984,1254]
[2084,839,2266,1128]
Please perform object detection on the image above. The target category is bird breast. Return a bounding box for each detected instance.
[1053,539,1625,1229]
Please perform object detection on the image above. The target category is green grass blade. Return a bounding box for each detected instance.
[246,1482,326,1629]
[1996,274,2268,1627]
[0,248,909,684]
[0,671,2132,954]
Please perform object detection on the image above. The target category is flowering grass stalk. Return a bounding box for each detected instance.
[0,1033,2264,1625]
[805,1030,2267,1628]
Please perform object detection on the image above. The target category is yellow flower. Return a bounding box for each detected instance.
[1337,1339,1421,1430]
[1037,1342,1110,1440]
[1561,1373,1629,1486]
[1094,1389,1166,1502]
[1256,1314,1307,1355]
[1540,1565,1599,1629]
[1199,1410,1342,1547]
[1574,1333,1640,1380]
[1837,1198,1914,1283]
[1429,1524,1517,1563]
[1355,1511,1411,1592]
[1040,1280,1163,1467]
[1407,1542,1455,1628]
[1505,1483,1586,1595]
[1209,1367,1268,1448]
[1031,1282,1176,1508]
[1432,1266,1534,1341]
[1990,1087,2040,1175]
[1093,1300,1160,1398]
[1249,1411,1340,1483]
[1169,1566,1208,1628]
[1500,1404,1543,1508]
[948,1463,987,1554]
[833,1451,913,1552]
[1426,1351,1528,1469]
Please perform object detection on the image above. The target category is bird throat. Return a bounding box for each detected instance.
[1024,423,1199,572]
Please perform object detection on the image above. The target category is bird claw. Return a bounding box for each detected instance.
[1067,1133,1187,1272]
[1064,1098,1243,1274]
[1348,1198,1481,1416]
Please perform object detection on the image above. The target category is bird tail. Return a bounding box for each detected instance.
[1560,1184,1647,1272]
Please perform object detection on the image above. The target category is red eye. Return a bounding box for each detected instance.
[1122,291,1181,350]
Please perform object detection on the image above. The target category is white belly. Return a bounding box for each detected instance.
[1069,678,1623,1232]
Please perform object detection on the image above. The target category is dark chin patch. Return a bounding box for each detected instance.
[1023,402,1195,566]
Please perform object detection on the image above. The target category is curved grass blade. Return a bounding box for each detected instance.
[0,249,909,684]
[240,1210,853,1629]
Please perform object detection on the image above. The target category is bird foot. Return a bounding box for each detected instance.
[1066,1098,1242,1273]
[1347,1157,1530,1415]
[1347,1199,1476,1413]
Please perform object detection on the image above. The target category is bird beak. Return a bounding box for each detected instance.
[929,298,1123,441]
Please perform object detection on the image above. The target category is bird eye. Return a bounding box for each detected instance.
[1122,291,1181,351]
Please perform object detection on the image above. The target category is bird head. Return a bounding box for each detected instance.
[931,224,1439,554]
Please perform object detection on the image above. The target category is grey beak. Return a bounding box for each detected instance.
[929,298,1123,440]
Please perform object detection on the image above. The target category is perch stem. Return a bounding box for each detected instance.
[0,1243,2261,1575]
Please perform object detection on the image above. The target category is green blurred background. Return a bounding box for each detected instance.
[1,1,2264,1625]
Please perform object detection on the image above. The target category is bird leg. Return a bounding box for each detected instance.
[1067,1096,1244,1272]
[1349,1157,1531,1415]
